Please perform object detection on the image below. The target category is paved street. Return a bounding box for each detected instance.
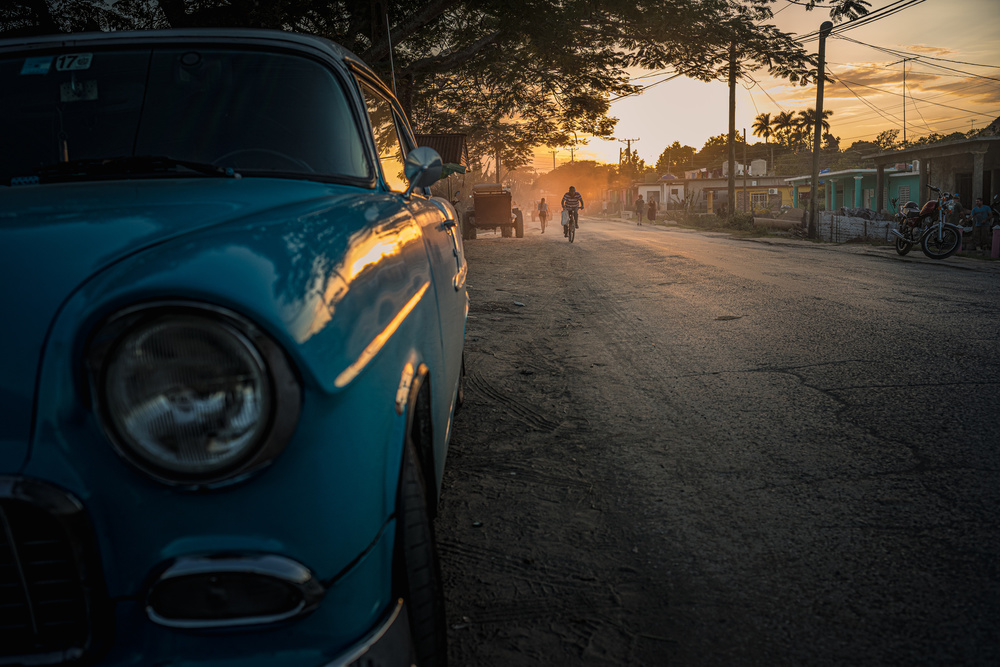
[438,217,1000,665]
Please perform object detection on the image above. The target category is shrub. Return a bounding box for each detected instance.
[725,212,755,230]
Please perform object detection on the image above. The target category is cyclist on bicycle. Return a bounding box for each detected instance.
[561,186,584,237]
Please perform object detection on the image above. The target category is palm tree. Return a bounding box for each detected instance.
[752,112,775,173]
[772,111,796,149]
[796,108,833,147]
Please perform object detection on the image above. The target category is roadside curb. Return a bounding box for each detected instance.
[584,215,1000,273]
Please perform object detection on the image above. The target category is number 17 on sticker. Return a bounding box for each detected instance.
[56,53,93,71]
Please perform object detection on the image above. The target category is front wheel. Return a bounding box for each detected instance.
[395,434,447,666]
[921,225,960,259]
[895,236,912,256]
[567,222,575,243]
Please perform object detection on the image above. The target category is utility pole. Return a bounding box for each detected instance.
[569,147,576,163]
[743,128,748,213]
[550,150,558,170]
[618,139,640,206]
[727,44,737,219]
[902,58,911,144]
[809,21,833,240]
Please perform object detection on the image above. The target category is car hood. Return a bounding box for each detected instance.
[0,177,357,470]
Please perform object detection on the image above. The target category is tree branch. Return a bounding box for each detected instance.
[403,30,501,74]
[365,0,461,62]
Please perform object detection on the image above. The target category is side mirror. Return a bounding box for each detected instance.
[403,147,443,198]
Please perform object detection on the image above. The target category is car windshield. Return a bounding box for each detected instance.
[1,47,370,182]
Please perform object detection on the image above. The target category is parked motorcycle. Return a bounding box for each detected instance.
[889,185,962,259]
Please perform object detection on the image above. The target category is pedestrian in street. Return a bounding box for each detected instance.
[537,197,549,234]
[971,196,992,253]
[647,198,657,223]
[635,196,645,225]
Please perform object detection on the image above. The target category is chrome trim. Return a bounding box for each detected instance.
[146,554,325,629]
[396,362,416,416]
[324,599,413,667]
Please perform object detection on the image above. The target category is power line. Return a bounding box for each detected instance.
[832,74,906,126]
[798,0,926,43]
[834,77,998,118]
[835,36,1000,83]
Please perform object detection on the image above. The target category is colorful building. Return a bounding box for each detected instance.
[785,167,919,215]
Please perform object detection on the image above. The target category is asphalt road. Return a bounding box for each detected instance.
[437,216,1000,666]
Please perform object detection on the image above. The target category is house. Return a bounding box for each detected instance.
[785,167,919,214]
[636,174,687,211]
[863,136,1000,211]
[688,175,792,214]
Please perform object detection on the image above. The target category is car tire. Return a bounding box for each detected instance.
[501,224,512,238]
[395,429,448,667]
[514,211,524,238]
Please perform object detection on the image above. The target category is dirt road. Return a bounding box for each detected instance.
[436,217,1000,666]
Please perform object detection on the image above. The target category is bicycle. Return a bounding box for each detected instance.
[564,208,579,242]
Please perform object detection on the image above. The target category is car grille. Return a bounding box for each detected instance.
[0,480,108,665]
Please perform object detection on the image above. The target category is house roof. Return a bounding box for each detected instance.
[862,136,1000,163]
[414,133,467,167]
[785,167,911,185]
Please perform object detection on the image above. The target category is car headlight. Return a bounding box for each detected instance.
[88,304,300,487]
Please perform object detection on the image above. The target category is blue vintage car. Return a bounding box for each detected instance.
[0,28,467,666]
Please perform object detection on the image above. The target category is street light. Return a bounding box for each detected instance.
[808,21,833,240]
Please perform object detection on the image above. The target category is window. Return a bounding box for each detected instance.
[357,81,408,192]
[751,192,769,209]
[1,48,369,179]
[898,185,911,204]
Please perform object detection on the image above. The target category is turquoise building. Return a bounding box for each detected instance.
[786,167,919,215]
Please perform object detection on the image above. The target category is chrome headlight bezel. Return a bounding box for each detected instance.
[86,302,301,489]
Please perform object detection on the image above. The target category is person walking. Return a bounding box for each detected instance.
[971,196,992,253]
[635,195,645,226]
[561,186,584,237]
[646,198,657,224]
[538,197,549,234]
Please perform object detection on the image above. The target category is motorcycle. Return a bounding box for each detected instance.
[889,185,962,259]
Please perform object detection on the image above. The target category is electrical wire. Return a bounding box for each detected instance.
[835,36,1000,83]
[797,0,926,43]
[835,77,998,117]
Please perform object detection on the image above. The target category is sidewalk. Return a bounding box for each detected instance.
[587,213,1000,274]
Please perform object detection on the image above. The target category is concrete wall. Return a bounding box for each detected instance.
[818,212,895,243]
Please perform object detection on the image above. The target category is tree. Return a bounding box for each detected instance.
[532,160,616,208]
[752,112,775,174]
[874,129,901,152]
[822,132,840,153]
[695,133,748,171]
[772,111,797,149]
[655,141,696,174]
[796,108,833,147]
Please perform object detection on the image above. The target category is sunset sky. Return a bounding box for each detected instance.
[531,0,1000,172]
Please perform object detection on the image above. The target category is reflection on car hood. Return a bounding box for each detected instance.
[0,178,361,470]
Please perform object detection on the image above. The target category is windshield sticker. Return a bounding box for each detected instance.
[21,57,52,75]
[55,53,93,71]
